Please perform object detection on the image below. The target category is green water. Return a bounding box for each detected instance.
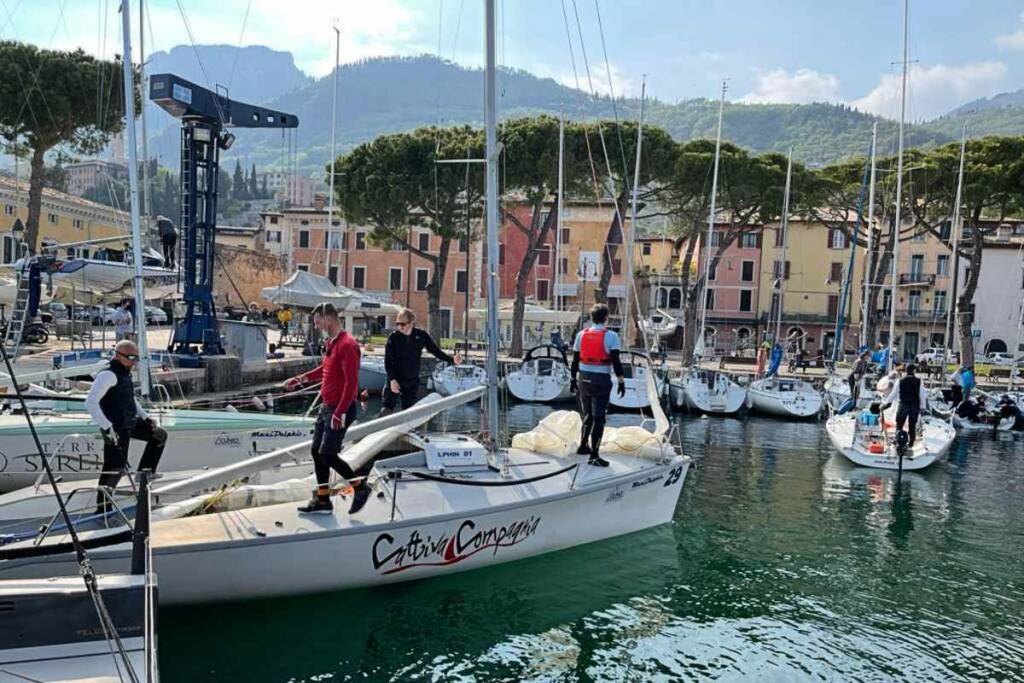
[159,408,1024,681]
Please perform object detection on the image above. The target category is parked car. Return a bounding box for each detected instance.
[91,305,119,326]
[41,301,68,321]
[915,347,958,364]
[987,352,1024,367]
[145,305,168,325]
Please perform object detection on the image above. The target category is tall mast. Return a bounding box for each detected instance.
[861,122,878,343]
[697,81,726,359]
[139,0,152,232]
[773,148,793,345]
[483,0,501,452]
[1010,246,1024,392]
[625,76,646,348]
[120,0,151,395]
[555,110,565,329]
[325,25,341,283]
[887,0,910,374]
[944,121,967,367]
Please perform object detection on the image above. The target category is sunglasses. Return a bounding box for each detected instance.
[117,351,139,361]
[396,321,411,328]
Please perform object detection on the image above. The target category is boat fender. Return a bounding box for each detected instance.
[868,442,885,454]
[837,397,855,415]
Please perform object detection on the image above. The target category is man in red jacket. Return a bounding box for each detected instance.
[284,303,368,514]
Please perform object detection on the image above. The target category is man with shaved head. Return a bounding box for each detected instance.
[85,339,167,513]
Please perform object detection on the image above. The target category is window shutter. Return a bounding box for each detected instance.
[784,261,791,279]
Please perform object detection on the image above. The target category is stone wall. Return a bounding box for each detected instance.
[214,244,288,308]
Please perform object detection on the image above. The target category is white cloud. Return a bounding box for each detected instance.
[547,62,638,98]
[698,51,723,63]
[994,11,1024,50]
[851,61,1007,119]
[739,68,841,105]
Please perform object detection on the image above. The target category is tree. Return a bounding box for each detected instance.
[0,41,138,252]
[261,173,269,199]
[249,163,258,198]
[333,125,485,339]
[232,160,246,200]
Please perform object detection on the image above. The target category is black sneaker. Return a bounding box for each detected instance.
[588,454,610,467]
[348,485,371,514]
[576,444,593,455]
[298,496,334,515]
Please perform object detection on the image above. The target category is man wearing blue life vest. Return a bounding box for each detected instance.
[570,303,626,467]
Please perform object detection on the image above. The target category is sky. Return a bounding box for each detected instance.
[3,0,1024,120]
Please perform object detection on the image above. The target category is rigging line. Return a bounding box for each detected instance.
[592,0,631,193]
[449,0,465,58]
[557,0,601,200]
[0,0,26,36]
[5,0,69,136]
[226,0,253,91]
[174,0,226,124]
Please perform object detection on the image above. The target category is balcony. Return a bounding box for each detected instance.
[875,308,947,322]
[898,272,936,286]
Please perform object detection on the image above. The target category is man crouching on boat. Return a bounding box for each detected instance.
[284,303,369,515]
[85,340,167,515]
[570,304,626,468]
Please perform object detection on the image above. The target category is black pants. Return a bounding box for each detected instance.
[578,372,612,454]
[311,402,359,491]
[162,236,176,268]
[896,403,920,447]
[96,419,167,508]
[848,374,859,402]
[381,379,419,414]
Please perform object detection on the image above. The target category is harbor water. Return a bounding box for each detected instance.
[160,402,1024,681]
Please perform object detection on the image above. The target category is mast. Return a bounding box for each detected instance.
[484,0,501,452]
[861,122,878,343]
[625,76,646,349]
[139,0,153,232]
[325,25,341,284]
[944,121,967,368]
[1010,247,1024,392]
[555,110,565,335]
[120,0,151,396]
[887,0,910,374]
[463,146,471,354]
[697,81,727,360]
[773,148,793,345]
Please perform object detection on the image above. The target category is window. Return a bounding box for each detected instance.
[537,246,551,266]
[417,232,430,252]
[657,288,668,308]
[910,254,924,278]
[458,236,468,252]
[3,205,13,216]
[341,232,349,250]
[355,232,366,250]
[499,243,505,265]
[827,294,840,317]
[298,230,310,248]
[388,267,403,291]
[741,260,754,282]
[881,290,892,314]
[415,268,429,292]
[300,219,310,226]
[937,254,949,276]
[739,289,753,312]
[705,288,715,310]
[612,259,622,275]
[560,258,569,277]
[352,266,366,289]
[934,291,947,314]
[710,231,722,247]
[327,232,341,249]
[269,215,279,225]
[830,262,842,282]
[708,260,717,281]
[455,269,468,293]
[536,279,550,301]
[740,232,758,248]
[560,228,570,244]
[328,266,339,285]
[72,218,83,229]
[829,229,847,249]
[774,227,785,247]
[642,242,651,255]
[297,264,309,273]
[47,213,58,225]
[770,292,781,321]
[908,290,921,314]
[912,230,926,243]
[267,230,281,243]
[669,289,682,308]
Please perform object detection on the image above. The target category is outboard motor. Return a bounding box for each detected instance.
[895,430,910,456]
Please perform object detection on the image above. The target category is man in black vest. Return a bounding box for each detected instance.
[882,363,927,447]
[85,340,167,513]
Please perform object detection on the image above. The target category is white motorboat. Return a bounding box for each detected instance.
[504,345,572,403]
[675,367,747,415]
[359,356,388,392]
[0,405,313,493]
[609,352,667,410]
[747,376,823,418]
[639,309,680,340]
[429,362,487,397]
[825,408,956,471]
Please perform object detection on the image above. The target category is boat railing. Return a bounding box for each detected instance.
[150,382,174,410]
[32,485,134,548]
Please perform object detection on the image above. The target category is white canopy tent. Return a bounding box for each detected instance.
[262,270,402,333]
[469,300,578,346]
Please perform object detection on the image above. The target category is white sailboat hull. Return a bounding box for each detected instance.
[359,357,388,392]
[825,412,955,471]
[747,378,823,418]
[429,364,487,397]
[505,351,573,403]
[0,451,689,605]
[951,414,1016,432]
[676,370,747,415]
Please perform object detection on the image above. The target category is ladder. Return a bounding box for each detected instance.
[3,261,32,360]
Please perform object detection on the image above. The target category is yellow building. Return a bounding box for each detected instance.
[758,218,865,359]
[0,175,130,262]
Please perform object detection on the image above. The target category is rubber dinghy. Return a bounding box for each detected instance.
[825,405,955,471]
[0,380,690,606]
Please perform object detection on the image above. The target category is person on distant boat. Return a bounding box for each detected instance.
[85,340,166,514]
[381,308,461,414]
[848,350,871,402]
[157,215,177,269]
[113,300,133,341]
[570,303,626,468]
[284,303,367,515]
[881,363,928,447]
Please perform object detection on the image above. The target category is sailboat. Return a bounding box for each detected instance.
[0,0,690,606]
[748,149,823,419]
[639,309,681,340]
[826,0,955,471]
[676,82,747,415]
[505,344,573,403]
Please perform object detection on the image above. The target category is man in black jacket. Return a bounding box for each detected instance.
[382,308,461,413]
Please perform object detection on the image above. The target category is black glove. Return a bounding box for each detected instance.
[617,380,626,398]
[100,428,119,448]
[569,379,577,395]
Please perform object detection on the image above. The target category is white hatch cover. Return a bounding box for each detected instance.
[419,434,489,471]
